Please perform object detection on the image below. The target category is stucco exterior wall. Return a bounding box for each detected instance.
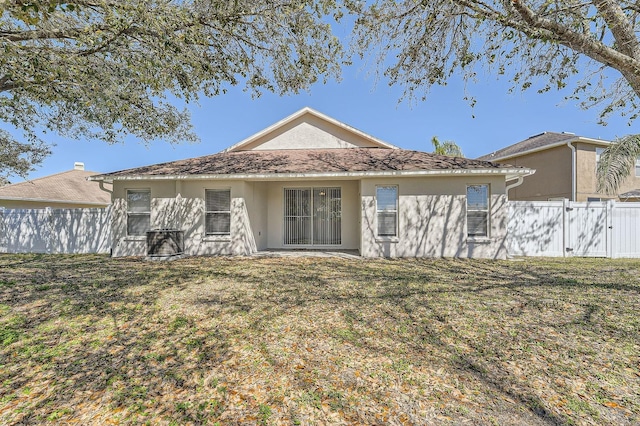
[238,115,387,151]
[111,176,509,259]
[502,146,572,200]
[495,143,640,201]
[111,180,257,257]
[360,176,508,259]
[575,143,640,201]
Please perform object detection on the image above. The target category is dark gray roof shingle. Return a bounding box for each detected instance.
[96,148,519,178]
[477,132,580,161]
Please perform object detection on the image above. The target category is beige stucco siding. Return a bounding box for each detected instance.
[111,180,257,256]
[238,115,387,151]
[360,176,508,259]
[575,143,640,201]
[111,175,509,258]
[503,146,572,200]
[245,182,269,250]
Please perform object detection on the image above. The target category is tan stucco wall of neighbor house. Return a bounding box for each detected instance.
[360,176,509,259]
[236,114,388,151]
[501,146,572,200]
[0,200,108,209]
[575,143,640,201]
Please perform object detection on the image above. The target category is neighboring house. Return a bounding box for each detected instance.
[0,163,112,209]
[90,108,532,259]
[478,132,640,201]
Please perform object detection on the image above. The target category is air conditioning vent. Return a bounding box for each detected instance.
[147,229,184,257]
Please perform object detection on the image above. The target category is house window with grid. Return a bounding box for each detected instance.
[127,189,151,236]
[466,185,490,237]
[205,189,231,236]
[376,186,398,237]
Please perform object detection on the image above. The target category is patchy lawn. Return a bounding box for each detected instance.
[0,254,638,425]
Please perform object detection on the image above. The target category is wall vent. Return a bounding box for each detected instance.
[147,229,184,257]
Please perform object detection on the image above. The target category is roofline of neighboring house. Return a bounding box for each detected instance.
[90,168,534,183]
[0,196,109,206]
[222,107,399,152]
[482,136,612,162]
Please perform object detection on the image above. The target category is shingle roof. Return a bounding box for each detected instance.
[95,148,521,179]
[478,131,611,162]
[477,132,582,161]
[0,169,111,205]
[619,189,640,199]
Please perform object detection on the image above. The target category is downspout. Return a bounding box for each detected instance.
[98,180,113,196]
[566,141,576,201]
[505,175,525,196]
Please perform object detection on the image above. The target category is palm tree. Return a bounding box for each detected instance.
[597,134,640,196]
[431,136,463,157]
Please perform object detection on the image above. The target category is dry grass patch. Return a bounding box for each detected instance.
[0,254,638,425]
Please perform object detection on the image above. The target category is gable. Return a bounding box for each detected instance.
[225,107,397,152]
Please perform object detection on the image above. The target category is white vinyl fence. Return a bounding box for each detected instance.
[0,207,111,254]
[508,200,640,258]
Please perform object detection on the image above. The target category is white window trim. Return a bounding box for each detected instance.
[466,184,491,241]
[635,157,640,177]
[126,188,151,239]
[375,185,399,240]
[204,188,232,238]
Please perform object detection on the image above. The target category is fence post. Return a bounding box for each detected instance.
[45,207,53,254]
[0,208,5,253]
[562,198,569,257]
[607,200,614,258]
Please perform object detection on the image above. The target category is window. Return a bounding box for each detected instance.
[127,189,151,236]
[467,185,489,237]
[205,189,231,235]
[636,157,640,177]
[376,186,398,237]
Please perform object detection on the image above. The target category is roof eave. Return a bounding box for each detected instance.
[90,168,534,182]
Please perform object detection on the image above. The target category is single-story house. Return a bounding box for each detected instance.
[0,162,111,209]
[90,108,533,259]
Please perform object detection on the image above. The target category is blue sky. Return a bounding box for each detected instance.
[12,58,640,181]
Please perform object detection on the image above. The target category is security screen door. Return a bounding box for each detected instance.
[284,187,341,245]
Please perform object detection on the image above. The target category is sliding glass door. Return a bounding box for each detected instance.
[284,187,341,245]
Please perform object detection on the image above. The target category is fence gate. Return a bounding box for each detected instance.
[565,202,609,257]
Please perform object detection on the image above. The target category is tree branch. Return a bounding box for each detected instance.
[593,0,640,59]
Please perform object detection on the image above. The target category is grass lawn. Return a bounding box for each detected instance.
[0,254,638,425]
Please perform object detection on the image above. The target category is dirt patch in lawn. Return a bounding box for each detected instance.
[0,254,638,425]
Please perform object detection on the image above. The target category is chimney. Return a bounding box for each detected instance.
[74,162,85,171]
